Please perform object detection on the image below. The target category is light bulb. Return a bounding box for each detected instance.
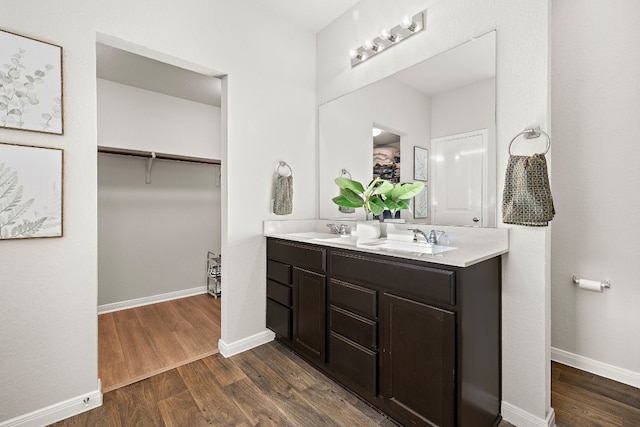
[401,16,418,32]
[349,49,359,59]
[380,28,390,39]
[372,128,382,137]
[363,39,374,50]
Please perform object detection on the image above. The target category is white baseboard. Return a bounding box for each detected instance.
[0,381,102,427]
[98,286,207,314]
[502,402,555,427]
[551,347,640,389]
[218,330,275,358]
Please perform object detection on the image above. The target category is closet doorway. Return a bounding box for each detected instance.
[96,42,223,392]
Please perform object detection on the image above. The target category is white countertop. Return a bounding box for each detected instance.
[264,220,509,268]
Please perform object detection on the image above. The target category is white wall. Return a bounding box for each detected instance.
[551,0,640,387]
[317,1,552,426]
[0,0,316,423]
[97,79,221,159]
[431,78,495,139]
[318,77,430,221]
[97,79,221,306]
[98,155,220,305]
[431,78,496,226]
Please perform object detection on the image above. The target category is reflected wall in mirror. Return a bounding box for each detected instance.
[319,31,496,226]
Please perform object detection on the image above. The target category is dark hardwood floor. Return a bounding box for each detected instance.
[552,361,640,426]
[50,338,640,426]
[51,341,397,427]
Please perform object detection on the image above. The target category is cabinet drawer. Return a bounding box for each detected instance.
[330,306,376,350]
[267,238,326,272]
[330,251,456,306]
[267,259,291,285]
[330,332,377,396]
[266,299,291,340]
[330,279,377,320]
[267,279,291,306]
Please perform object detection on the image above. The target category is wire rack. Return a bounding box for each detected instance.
[206,251,221,298]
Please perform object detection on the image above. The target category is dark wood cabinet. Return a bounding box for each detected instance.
[292,267,326,363]
[382,293,455,427]
[266,237,501,427]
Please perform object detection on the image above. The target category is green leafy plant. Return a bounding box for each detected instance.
[332,177,424,217]
[383,181,425,217]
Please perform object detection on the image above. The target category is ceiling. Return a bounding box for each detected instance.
[96,1,358,107]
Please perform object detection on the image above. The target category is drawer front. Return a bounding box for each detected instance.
[267,259,291,285]
[267,279,291,306]
[330,251,456,306]
[266,299,291,340]
[330,306,376,350]
[330,279,377,320]
[329,332,377,397]
[267,238,326,272]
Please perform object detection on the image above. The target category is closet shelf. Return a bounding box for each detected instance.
[98,146,221,165]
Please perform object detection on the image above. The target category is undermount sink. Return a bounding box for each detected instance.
[358,239,457,255]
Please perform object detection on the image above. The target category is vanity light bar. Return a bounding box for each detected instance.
[349,10,426,67]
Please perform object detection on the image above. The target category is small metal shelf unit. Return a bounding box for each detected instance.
[206,251,221,298]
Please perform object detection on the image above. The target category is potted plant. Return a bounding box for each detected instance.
[332,177,424,220]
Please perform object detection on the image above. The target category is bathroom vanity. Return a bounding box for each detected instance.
[264,227,506,427]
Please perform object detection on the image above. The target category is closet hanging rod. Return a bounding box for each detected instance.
[98,146,221,165]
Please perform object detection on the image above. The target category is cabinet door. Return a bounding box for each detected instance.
[382,293,455,427]
[292,267,326,363]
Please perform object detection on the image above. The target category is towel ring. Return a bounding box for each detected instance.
[276,161,292,177]
[508,127,551,156]
[340,168,352,180]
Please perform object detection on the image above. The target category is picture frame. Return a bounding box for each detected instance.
[413,146,428,181]
[414,186,428,219]
[0,29,63,135]
[0,142,63,239]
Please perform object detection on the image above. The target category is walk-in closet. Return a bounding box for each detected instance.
[96,43,223,392]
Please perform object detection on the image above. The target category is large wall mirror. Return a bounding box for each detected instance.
[319,31,496,227]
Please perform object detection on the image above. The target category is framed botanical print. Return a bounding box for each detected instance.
[0,29,63,134]
[414,186,428,219]
[413,146,428,181]
[0,142,63,239]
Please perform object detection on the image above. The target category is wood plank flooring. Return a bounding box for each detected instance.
[552,361,640,426]
[62,296,640,426]
[99,294,221,393]
[51,341,399,427]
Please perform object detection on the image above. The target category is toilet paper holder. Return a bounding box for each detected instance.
[572,275,611,289]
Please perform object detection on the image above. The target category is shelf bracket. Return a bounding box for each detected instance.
[145,152,156,184]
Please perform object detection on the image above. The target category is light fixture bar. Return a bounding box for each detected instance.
[350,10,426,67]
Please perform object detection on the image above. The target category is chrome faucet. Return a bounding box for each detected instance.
[326,223,340,234]
[327,223,351,236]
[412,229,439,244]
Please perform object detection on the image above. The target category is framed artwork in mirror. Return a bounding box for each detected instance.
[0,29,63,134]
[0,142,63,239]
[413,146,428,181]
[414,186,428,219]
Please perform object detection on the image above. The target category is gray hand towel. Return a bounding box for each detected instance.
[273,174,293,215]
[502,153,555,226]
